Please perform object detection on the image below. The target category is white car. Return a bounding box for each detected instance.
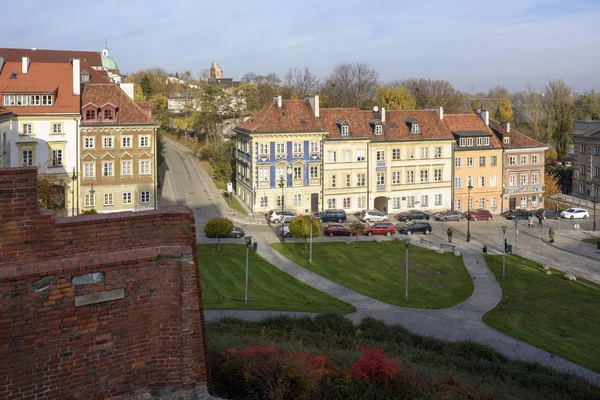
[359,210,389,223]
[560,208,589,219]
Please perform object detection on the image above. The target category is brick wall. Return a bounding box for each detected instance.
[0,168,209,399]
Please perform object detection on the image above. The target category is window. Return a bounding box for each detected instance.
[22,150,33,166]
[343,150,351,162]
[122,160,132,176]
[345,174,351,187]
[594,146,600,156]
[434,147,442,158]
[491,155,497,166]
[374,125,383,135]
[51,149,63,166]
[22,124,32,135]
[331,175,337,188]
[85,109,96,120]
[455,157,462,168]
[327,198,336,209]
[343,197,351,208]
[377,172,385,185]
[421,148,428,159]
[468,198,473,210]
[520,197,527,208]
[479,156,486,167]
[260,197,269,207]
[531,154,538,164]
[328,151,337,162]
[392,148,401,160]
[52,123,62,134]
[139,136,150,148]
[467,176,473,187]
[85,194,95,207]
[392,171,401,184]
[467,138,473,146]
[479,197,485,208]
[310,142,319,153]
[30,95,40,105]
[467,157,473,167]
[459,138,466,147]
[520,174,527,186]
[421,195,429,207]
[376,150,385,161]
[477,137,483,146]
[407,196,416,208]
[293,142,302,153]
[509,156,516,166]
[341,125,349,136]
[103,136,114,149]
[310,165,318,179]
[84,162,95,178]
[595,167,600,178]
[357,150,365,161]
[357,173,365,186]
[411,124,419,134]
[104,193,114,206]
[259,143,268,154]
[434,169,442,182]
[531,172,539,185]
[479,176,485,187]
[293,166,302,179]
[84,137,95,149]
[455,199,462,210]
[140,160,151,176]
[140,191,151,204]
[435,194,442,206]
[256,168,266,182]
[490,175,497,187]
[509,174,516,187]
[122,192,132,204]
[520,155,528,165]
[121,136,131,148]
[581,144,586,153]
[393,197,401,209]
[490,197,497,208]
[484,137,490,146]
[580,184,585,193]
[276,167,285,180]
[358,196,366,208]
[104,109,114,120]
[276,143,285,154]
[406,170,414,184]
[408,147,415,159]
[580,165,586,175]
[504,136,510,144]
[294,194,302,206]
[455,177,462,188]
[277,195,284,207]
[420,170,428,183]
[42,95,53,106]
[103,162,114,177]
[531,196,538,207]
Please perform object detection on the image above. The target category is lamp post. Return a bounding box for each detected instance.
[244,236,252,307]
[466,184,473,242]
[592,181,597,232]
[556,201,560,231]
[404,238,411,303]
[70,167,77,216]
[309,215,313,265]
[278,176,286,242]
[501,225,507,279]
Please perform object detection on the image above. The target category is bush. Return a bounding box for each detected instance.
[349,346,400,383]
[81,209,98,215]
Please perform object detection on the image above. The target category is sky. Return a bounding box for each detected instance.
[5,0,600,93]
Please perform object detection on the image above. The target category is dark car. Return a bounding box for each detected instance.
[537,208,560,219]
[465,209,492,221]
[364,222,396,236]
[206,226,245,238]
[323,223,353,237]
[396,221,432,235]
[505,209,532,220]
[435,210,464,222]
[314,209,347,223]
[395,210,430,222]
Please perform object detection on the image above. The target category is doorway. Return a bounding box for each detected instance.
[311,193,319,213]
[509,197,516,211]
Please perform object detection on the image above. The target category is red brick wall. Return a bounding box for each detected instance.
[0,168,209,399]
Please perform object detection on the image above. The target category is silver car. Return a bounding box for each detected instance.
[265,210,297,224]
[359,210,389,223]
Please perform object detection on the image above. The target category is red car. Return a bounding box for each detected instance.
[364,222,396,236]
[465,209,492,221]
[324,223,354,237]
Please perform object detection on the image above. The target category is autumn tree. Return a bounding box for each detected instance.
[288,215,322,250]
[321,62,379,109]
[544,170,562,198]
[374,86,416,110]
[283,67,320,100]
[573,90,600,121]
[240,72,281,111]
[140,75,152,100]
[401,78,466,113]
[542,79,574,152]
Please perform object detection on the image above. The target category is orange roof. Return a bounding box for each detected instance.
[236,99,323,133]
[319,108,371,139]
[0,106,12,117]
[379,110,454,141]
[489,119,546,149]
[0,61,80,115]
[443,114,503,149]
[0,48,102,66]
[81,83,154,125]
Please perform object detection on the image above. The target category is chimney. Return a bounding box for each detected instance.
[304,94,319,117]
[380,107,385,123]
[22,56,30,74]
[480,110,489,126]
[426,106,443,120]
[72,59,81,95]
[273,95,282,108]
[0,57,4,74]
[502,122,510,132]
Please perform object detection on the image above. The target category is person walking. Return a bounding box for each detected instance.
[504,238,509,254]
[528,215,534,228]
[549,227,555,243]
[447,227,453,243]
[537,213,543,228]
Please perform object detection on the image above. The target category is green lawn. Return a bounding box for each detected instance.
[198,244,355,313]
[221,192,247,215]
[271,242,473,309]
[582,237,599,245]
[483,254,600,373]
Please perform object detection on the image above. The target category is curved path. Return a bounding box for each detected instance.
[161,136,600,386]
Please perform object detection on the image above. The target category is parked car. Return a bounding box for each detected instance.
[560,208,589,219]
[281,225,292,237]
[396,221,432,235]
[364,222,396,236]
[206,226,245,239]
[465,209,492,221]
[265,210,297,224]
[359,210,389,223]
[537,208,560,220]
[434,210,464,222]
[395,210,430,222]
[314,209,347,223]
[564,161,572,168]
[505,209,532,220]
[323,223,354,236]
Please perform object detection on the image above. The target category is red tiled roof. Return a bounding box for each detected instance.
[489,119,547,149]
[0,106,12,116]
[236,100,323,133]
[380,110,454,141]
[443,114,503,149]
[81,83,154,125]
[0,48,102,66]
[136,101,153,118]
[0,61,80,115]
[81,61,110,84]
[319,108,371,139]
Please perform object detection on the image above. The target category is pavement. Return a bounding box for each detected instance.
[160,135,600,386]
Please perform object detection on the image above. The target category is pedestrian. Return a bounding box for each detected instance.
[504,238,508,253]
[528,215,534,228]
[549,227,555,243]
[447,227,453,243]
[537,213,543,228]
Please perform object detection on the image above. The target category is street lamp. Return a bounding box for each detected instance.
[309,215,314,265]
[278,176,286,242]
[404,238,411,303]
[244,236,253,307]
[592,181,597,232]
[70,167,77,216]
[466,183,473,242]
[501,225,507,279]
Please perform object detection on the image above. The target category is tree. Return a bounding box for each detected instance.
[140,74,152,100]
[542,79,574,152]
[288,215,322,250]
[283,67,320,100]
[149,94,170,127]
[522,84,546,142]
[321,62,379,109]
[374,86,416,110]
[37,174,66,214]
[401,78,466,113]
[348,220,366,247]
[240,72,281,111]
[573,90,600,121]
[495,95,513,123]
[204,217,234,252]
[544,170,562,198]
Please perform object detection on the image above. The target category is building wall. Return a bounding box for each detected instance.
[502,148,545,211]
[572,136,600,200]
[0,167,209,400]
[0,117,9,166]
[454,148,503,213]
[323,139,368,212]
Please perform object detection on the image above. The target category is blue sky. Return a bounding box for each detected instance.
[7,0,600,92]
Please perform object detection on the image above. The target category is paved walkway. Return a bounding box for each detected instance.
[161,136,600,386]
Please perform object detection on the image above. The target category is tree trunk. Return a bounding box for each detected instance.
[304,237,307,250]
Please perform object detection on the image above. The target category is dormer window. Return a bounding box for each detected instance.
[341,125,349,136]
[81,71,90,83]
[375,125,383,135]
[411,123,419,134]
[459,138,466,147]
[104,109,114,120]
[85,109,96,120]
[503,136,510,144]
[484,137,490,146]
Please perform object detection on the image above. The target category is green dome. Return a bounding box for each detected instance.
[101,46,119,70]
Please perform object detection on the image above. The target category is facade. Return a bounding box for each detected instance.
[79,83,157,213]
[489,119,547,212]
[443,111,504,214]
[571,120,600,201]
[0,107,12,167]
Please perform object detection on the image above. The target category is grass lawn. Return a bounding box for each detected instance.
[221,192,247,214]
[483,254,600,373]
[198,244,355,313]
[271,242,473,309]
[582,237,599,245]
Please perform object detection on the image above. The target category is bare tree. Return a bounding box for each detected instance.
[283,67,320,99]
[522,84,547,142]
[401,78,466,113]
[241,72,281,111]
[542,79,574,152]
[321,62,379,109]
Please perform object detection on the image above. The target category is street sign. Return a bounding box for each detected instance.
[227,182,233,193]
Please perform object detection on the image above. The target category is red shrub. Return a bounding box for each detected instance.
[349,346,400,383]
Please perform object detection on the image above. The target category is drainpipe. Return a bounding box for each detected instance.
[75,117,80,215]
[366,141,370,208]
[154,126,158,210]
